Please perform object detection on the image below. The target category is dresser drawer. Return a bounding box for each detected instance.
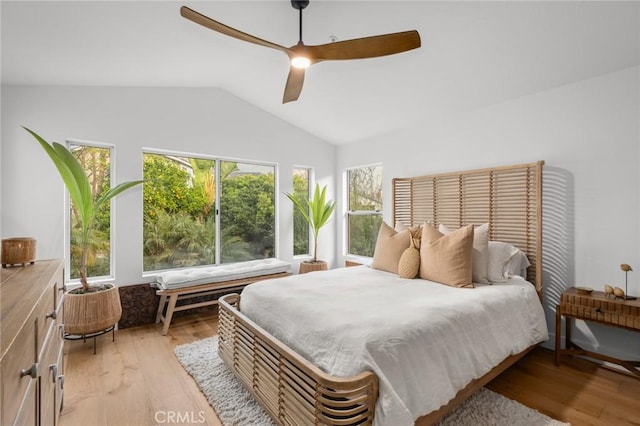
[53,265,65,304]
[1,315,37,426]
[11,379,37,426]
[34,278,59,354]
[40,322,62,426]
[54,341,65,419]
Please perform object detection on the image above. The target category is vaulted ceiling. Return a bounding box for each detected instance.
[2,1,638,145]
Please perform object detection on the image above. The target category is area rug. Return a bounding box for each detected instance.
[175,337,569,426]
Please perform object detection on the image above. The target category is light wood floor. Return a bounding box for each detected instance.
[60,310,640,426]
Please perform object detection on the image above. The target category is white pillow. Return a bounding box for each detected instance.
[506,250,531,278]
[487,241,529,283]
[439,223,489,284]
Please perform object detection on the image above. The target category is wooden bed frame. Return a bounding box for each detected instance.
[218,161,544,425]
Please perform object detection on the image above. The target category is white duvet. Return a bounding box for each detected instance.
[240,265,548,426]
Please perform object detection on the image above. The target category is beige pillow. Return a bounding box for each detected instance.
[419,224,474,288]
[398,235,421,279]
[371,222,411,274]
[439,223,489,284]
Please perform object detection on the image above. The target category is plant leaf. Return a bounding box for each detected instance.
[96,180,144,209]
[287,183,334,239]
[285,191,312,227]
[23,127,94,228]
[51,141,95,225]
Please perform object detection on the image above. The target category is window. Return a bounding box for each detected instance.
[292,168,311,256]
[68,143,112,281]
[346,165,383,257]
[143,152,275,271]
[219,161,275,263]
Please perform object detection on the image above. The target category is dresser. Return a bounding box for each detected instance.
[555,287,640,377]
[1,260,65,425]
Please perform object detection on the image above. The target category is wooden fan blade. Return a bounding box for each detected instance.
[307,30,420,61]
[283,67,305,104]
[181,6,289,53]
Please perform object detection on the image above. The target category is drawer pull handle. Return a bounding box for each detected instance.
[59,323,65,339]
[50,364,58,382]
[46,310,57,320]
[594,307,602,313]
[58,374,65,390]
[20,363,38,379]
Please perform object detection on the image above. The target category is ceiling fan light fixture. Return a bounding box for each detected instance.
[291,56,311,69]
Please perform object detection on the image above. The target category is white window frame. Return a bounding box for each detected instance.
[65,139,116,286]
[141,147,279,274]
[292,166,313,259]
[344,163,383,259]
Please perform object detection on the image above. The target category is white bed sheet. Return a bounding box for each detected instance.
[240,265,548,426]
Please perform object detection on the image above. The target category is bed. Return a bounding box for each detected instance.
[217,161,546,425]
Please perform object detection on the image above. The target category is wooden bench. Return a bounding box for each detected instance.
[155,271,291,335]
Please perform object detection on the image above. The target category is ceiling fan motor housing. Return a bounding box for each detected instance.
[291,1,309,11]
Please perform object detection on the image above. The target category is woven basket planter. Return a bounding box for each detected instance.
[2,237,36,267]
[64,284,122,336]
[298,260,328,274]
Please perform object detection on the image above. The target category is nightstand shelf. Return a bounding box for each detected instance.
[555,287,640,377]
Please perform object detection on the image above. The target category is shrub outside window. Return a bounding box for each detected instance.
[346,165,383,257]
[292,168,311,256]
[142,152,275,272]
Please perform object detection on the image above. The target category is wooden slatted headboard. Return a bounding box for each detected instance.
[392,161,544,296]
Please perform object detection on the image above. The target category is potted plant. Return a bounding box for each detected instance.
[24,127,143,336]
[286,183,335,274]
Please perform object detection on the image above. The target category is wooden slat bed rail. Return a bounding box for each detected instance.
[392,161,544,297]
[218,294,379,426]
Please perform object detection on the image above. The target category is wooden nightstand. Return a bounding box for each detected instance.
[555,287,640,377]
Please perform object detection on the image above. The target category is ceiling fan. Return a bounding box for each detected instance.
[180,1,421,103]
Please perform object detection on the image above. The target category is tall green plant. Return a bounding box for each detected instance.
[24,127,144,291]
[286,183,335,263]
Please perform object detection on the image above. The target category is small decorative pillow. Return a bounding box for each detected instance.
[398,235,421,279]
[371,221,411,274]
[439,223,489,284]
[419,224,474,288]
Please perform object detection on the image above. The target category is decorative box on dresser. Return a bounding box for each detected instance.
[556,287,640,377]
[1,259,65,425]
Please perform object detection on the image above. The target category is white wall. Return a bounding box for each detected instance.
[1,85,337,285]
[337,66,640,360]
